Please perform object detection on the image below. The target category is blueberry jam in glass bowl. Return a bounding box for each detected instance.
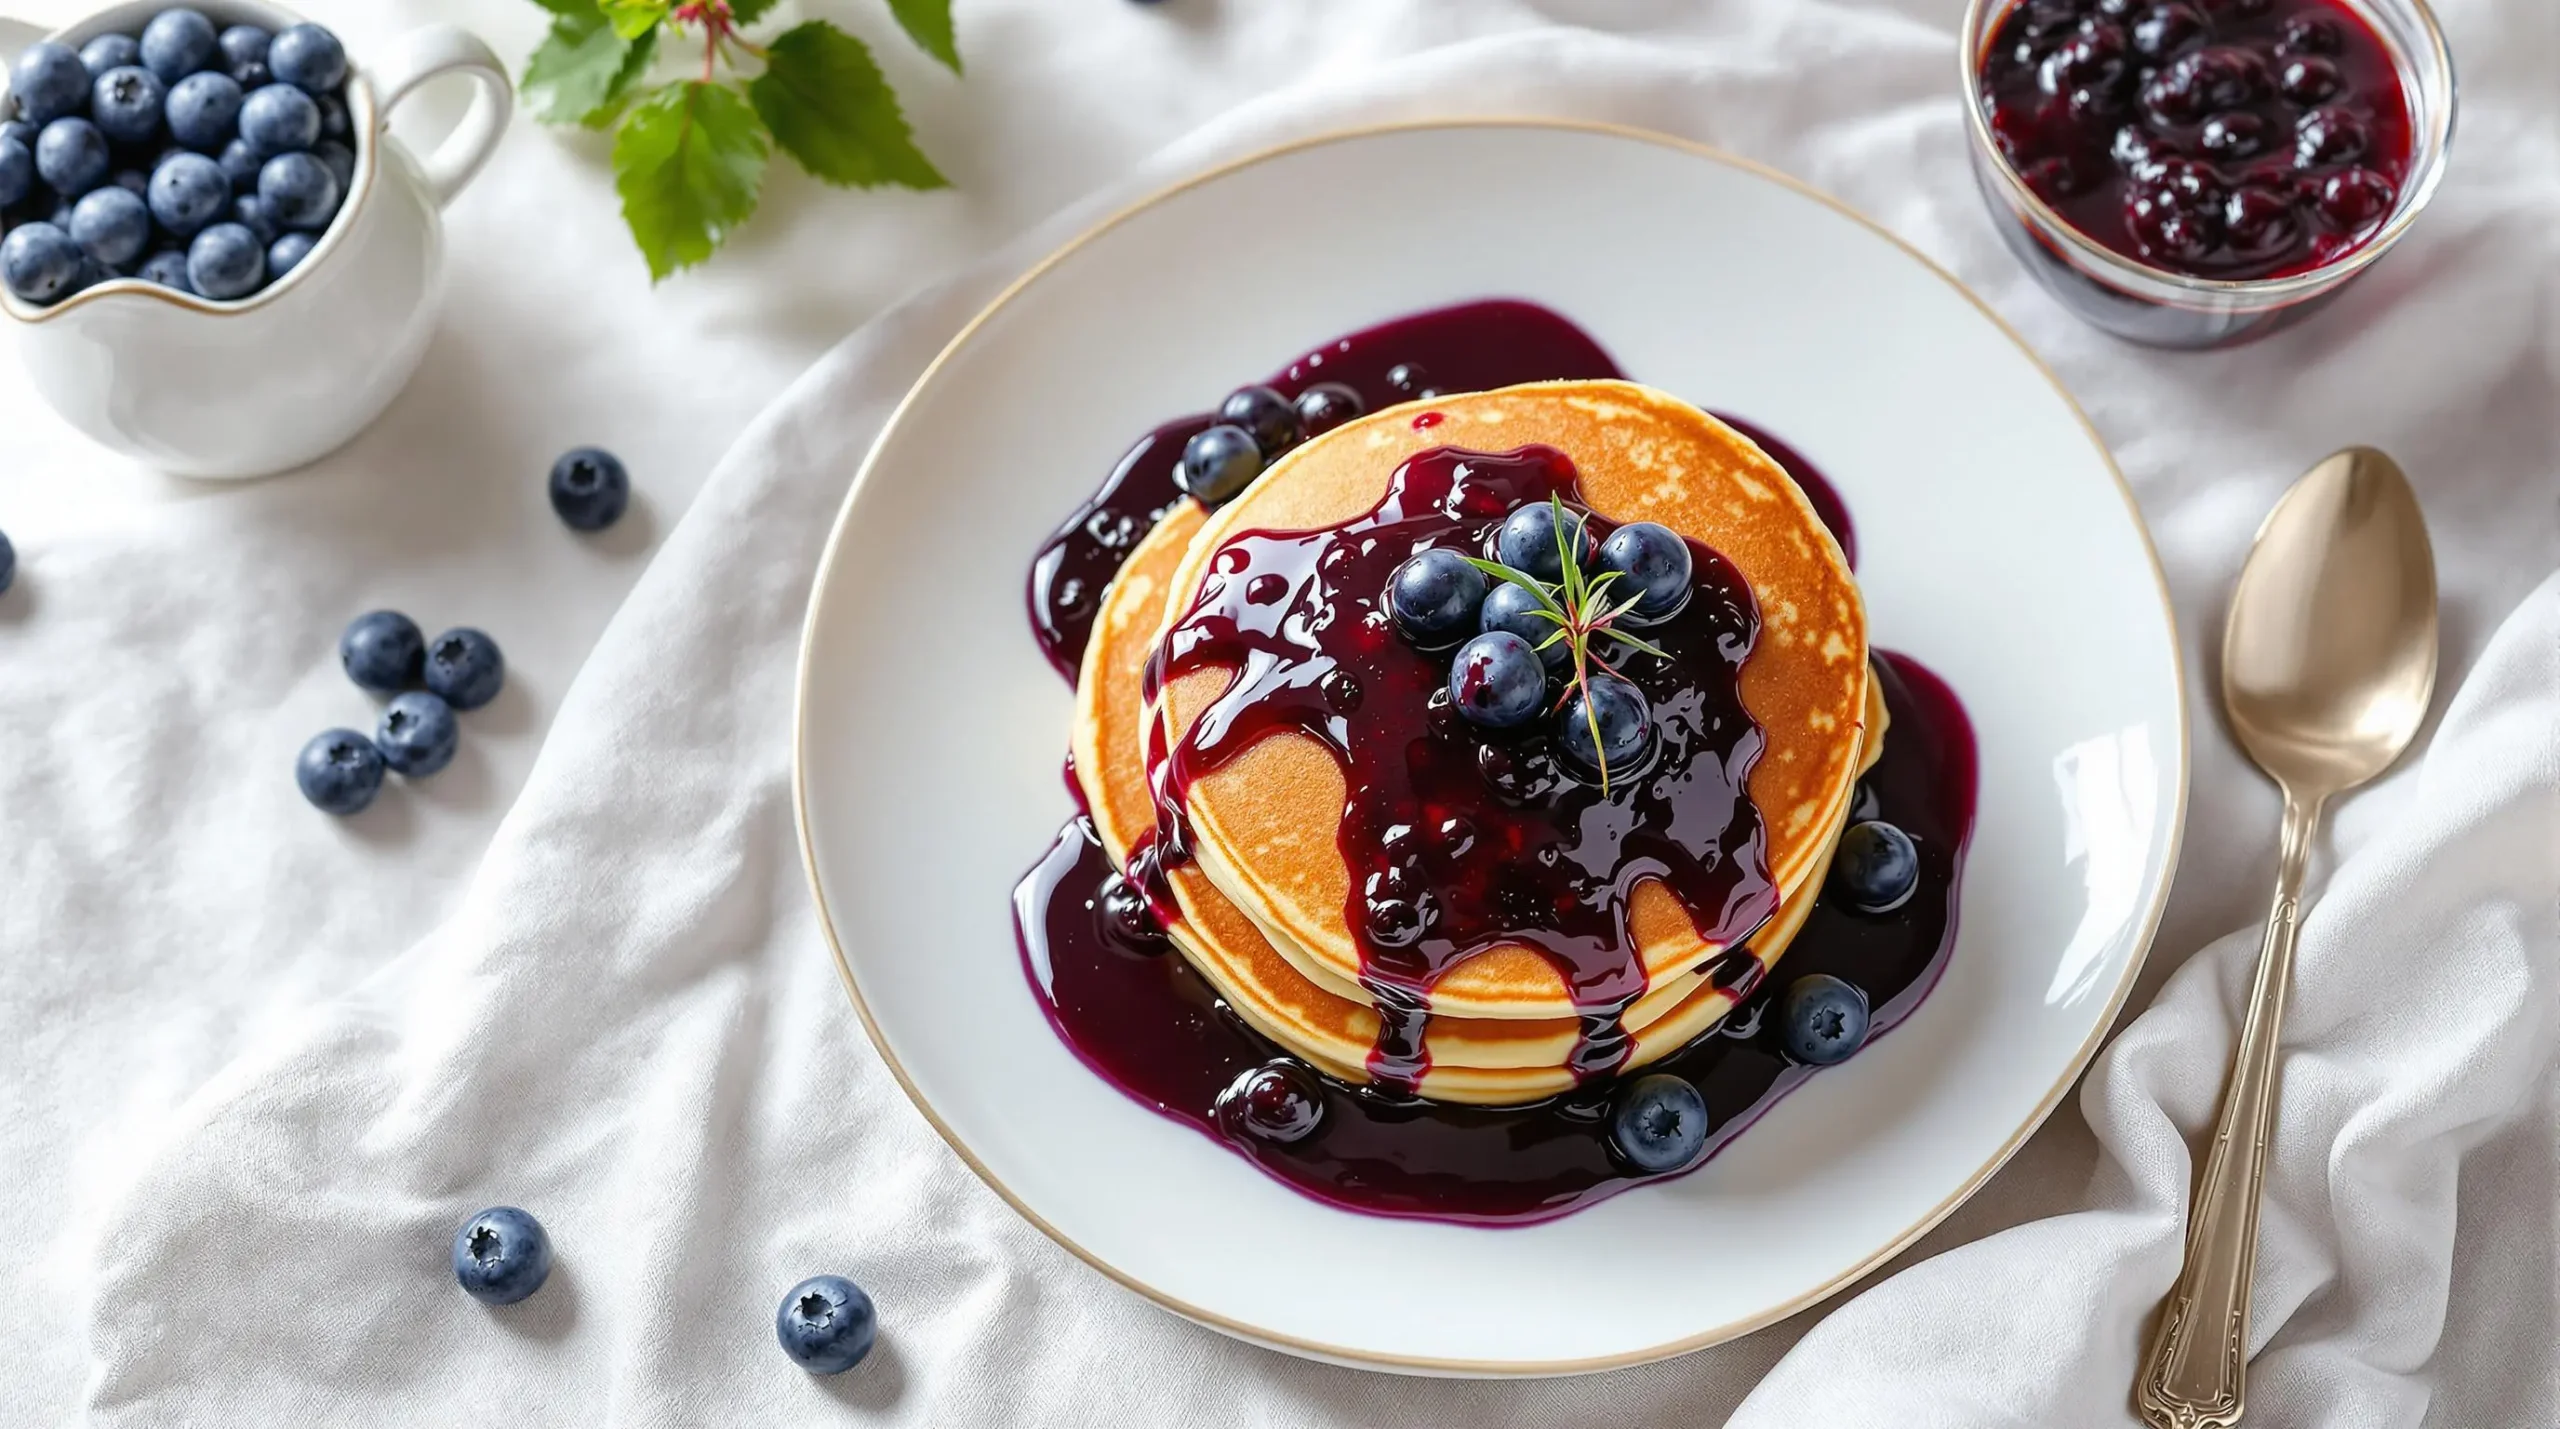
[1961,0,2453,347]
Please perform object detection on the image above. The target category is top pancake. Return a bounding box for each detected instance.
[1150,380,1869,1020]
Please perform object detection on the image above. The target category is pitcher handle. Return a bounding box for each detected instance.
[366,24,514,208]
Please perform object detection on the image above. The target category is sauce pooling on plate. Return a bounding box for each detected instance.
[1014,300,1974,1225]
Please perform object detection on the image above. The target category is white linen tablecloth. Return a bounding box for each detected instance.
[2,1,2553,1423]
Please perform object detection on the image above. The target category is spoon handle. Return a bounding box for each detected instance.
[2136,789,2323,1429]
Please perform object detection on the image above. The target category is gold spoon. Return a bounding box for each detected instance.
[2136,448,2438,1429]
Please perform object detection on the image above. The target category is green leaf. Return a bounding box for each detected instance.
[527,0,601,17]
[612,80,769,280]
[1459,557,1563,615]
[524,11,654,127]
[884,0,961,72]
[748,20,947,190]
[600,0,668,40]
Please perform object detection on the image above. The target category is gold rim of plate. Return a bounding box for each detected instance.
[790,116,2193,1376]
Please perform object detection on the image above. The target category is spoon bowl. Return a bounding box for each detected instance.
[2223,447,2440,797]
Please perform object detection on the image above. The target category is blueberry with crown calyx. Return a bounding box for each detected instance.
[1493,500,1592,582]
[1595,521,1692,622]
[1218,383,1299,457]
[1175,423,1260,506]
[1477,579,1568,671]
[548,446,630,531]
[777,1275,877,1374]
[377,690,458,777]
[1293,381,1363,437]
[294,728,384,814]
[1830,819,1920,913]
[12,43,92,124]
[1781,973,1870,1065]
[139,8,219,82]
[89,66,168,146]
[1448,631,1546,730]
[1555,673,1651,781]
[424,627,504,710]
[453,1207,552,1305]
[165,70,245,151]
[1387,547,1487,649]
[1609,1073,1708,1173]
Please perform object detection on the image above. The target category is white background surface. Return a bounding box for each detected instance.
[0,0,2552,1423]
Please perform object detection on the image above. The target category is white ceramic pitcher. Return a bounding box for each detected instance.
[0,2,510,477]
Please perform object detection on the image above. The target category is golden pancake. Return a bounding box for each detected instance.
[1149,381,1868,1021]
[1073,482,1887,1102]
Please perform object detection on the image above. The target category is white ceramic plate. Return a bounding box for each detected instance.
[796,121,2186,1376]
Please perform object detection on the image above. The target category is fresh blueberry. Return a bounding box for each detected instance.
[1213,1060,1325,1144]
[11,43,91,124]
[36,118,111,197]
[339,609,424,691]
[265,229,314,278]
[1217,384,1299,457]
[1477,579,1568,669]
[0,137,32,209]
[1447,631,1547,730]
[1608,1073,1709,1174]
[423,627,504,710]
[1175,422,1261,505]
[257,150,336,230]
[80,32,142,76]
[1492,501,1593,582]
[376,691,458,777]
[68,186,150,267]
[148,150,228,235]
[183,220,262,298]
[267,23,347,93]
[239,82,320,157]
[1387,548,1487,648]
[452,1207,552,1306]
[0,119,34,150]
[216,24,270,73]
[139,8,218,82]
[1,223,84,304]
[230,192,278,244]
[1781,973,1871,1066]
[88,66,166,145]
[216,136,261,192]
[776,1275,877,1375]
[1555,673,1652,780]
[1593,521,1693,622]
[137,247,190,289]
[1293,381,1363,437]
[548,446,630,531]
[313,138,353,192]
[0,529,14,596]
[294,728,384,814]
[1830,819,1921,914]
[164,70,243,150]
[1383,361,1435,399]
[315,91,347,140]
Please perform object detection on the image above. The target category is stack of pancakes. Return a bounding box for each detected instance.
[1074,380,1878,1105]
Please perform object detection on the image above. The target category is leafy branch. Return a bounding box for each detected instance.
[1463,498,1665,795]
[521,0,955,279]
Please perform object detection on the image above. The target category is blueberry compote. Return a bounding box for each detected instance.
[1014,301,1976,1224]
[1142,445,1771,1093]
[1981,0,2413,281]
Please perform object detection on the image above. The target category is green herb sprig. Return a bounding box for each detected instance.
[1463,497,1667,795]
[522,0,956,280]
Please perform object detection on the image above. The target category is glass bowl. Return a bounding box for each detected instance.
[1959,0,2455,348]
